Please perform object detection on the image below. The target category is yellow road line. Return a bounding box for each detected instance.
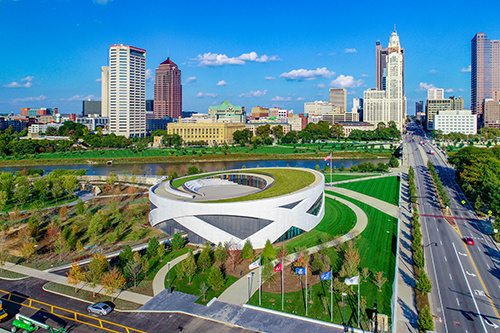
[0,289,146,333]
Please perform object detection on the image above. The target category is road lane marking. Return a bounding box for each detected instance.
[440,240,443,245]
[444,256,447,262]
[452,243,488,332]
[466,271,477,277]
[449,274,453,280]
[456,298,460,306]
[487,264,490,270]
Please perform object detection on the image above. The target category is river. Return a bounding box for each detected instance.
[0,158,388,176]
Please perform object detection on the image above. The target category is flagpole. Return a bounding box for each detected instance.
[330,151,332,185]
[358,280,360,328]
[281,258,284,311]
[259,259,262,305]
[330,268,333,322]
[305,264,308,316]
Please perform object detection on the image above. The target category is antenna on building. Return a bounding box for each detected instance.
[394,24,397,32]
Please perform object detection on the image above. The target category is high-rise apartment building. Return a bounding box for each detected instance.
[364,31,406,131]
[471,33,500,125]
[329,88,347,112]
[108,45,146,138]
[101,66,110,118]
[154,58,182,119]
[427,88,444,100]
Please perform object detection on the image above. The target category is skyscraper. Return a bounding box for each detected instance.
[364,30,406,131]
[471,33,500,125]
[108,45,146,138]
[329,88,347,112]
[154,57,182,119]
[101,66,110,118]
[376,38,405,93]
[427,88,444,100]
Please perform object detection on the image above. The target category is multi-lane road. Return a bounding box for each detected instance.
[406,123,500,332]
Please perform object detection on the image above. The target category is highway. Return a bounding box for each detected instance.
[406,123,500,333]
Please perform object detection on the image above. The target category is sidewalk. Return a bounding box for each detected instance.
[217,194,368,306]
[0,261,152,305]
[152,249,200,296]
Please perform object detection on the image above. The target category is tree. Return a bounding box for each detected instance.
[198,243,212,273]
[416,271,432,293]
[126,252,143,288]
[59,206,68,219]
[118,245,133,272]
[171,232,185,250]
[20,241,35,264]
[147,237,159,258]
[214,242,227,263]
[225,240,241,272]
[0,191,7,212]
[310,254,324,276]
[67,263,85,292]
[276,246,288,262]
[271,125,284,138]
[340,241,360,279]
[361,267,371,282]
[330,124,345,139]
[14,176,31,207]
[88,210,104,241]
[262,262,276,287]
[184,251,197,284]
[86,253,108,297]
[63,174,78,200]
[373,271,387,292]
[75,199,85,215]
[199,282,210,302]
[256,124,271,138]
[389,156,399,168]
[261,239,275,264]
[157,243,166,262]
[102,267,126,301]
[207,265,225,291]
[27,215,40,239]
[241,239,254,261]
[418,306,434,332]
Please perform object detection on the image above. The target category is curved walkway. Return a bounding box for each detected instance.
[217,194,368,306]
[325,185,399,218]
[152,249,201,296]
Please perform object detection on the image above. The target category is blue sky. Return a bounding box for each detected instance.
[1,0,499,116]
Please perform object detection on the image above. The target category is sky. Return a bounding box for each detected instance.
[1,0,500,116]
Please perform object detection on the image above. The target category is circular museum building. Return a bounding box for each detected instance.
[148,167,324,249]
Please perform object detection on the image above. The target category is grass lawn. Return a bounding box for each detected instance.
[0,270,27,279]
[336,176,400,206]
[284,197,356,253]
[43,282,142,310]
[167,264,239,305]
[324,173,381,183]
[249,191,397,327]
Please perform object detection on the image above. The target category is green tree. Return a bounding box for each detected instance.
[126,252,143,288]
[241,239,254,260]
[0,190,7,212]
[157,243,166,261]
[147,237,159,258]
[75,199,85,215]
[14,176,31,207]
[198,243,212,273]
[184,251,197,284]
[214,242,227,263]
[418,306,434,332]
[101,267,126,301]
[118,245,134,272]
[86,253,108,297]
[389,156,399,168]
[171,232,185,250]
[416,270,432,293]
[271,125,284,138]
[261,239,275,264]
[207,266,225,291]
[63,174,79,200]
[261,262,275,287]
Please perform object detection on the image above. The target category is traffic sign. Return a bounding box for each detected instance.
[461,200,466,205]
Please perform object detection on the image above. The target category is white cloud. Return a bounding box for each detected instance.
[317,83,325,88]
[196,92,217,98]
[329,75,363,88]
[347,91,357,95]
[445,88,454,93]
[12,95,46,103]
[95,78,102,82]
[3,76,35,88]
[184,76,197,84]
[296,97,305,101]
[458,88,465,92]
[279,67,335,81]
[67,94,96,101]
[328,52,336,56]
[461,65,471,73]
[361,74,369,77]
[265,76,275,80]
[196,52,279,67]
[239,89,267,98]
[417,82,437,92]
[146,69,154,84]
[344,48,357,53]
[93,0,113,4]
[271,96,292,102]
[429,69,437,73]
[216,80,227,86]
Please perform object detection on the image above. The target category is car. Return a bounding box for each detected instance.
[87,302,113,316]
[465,237,474,246]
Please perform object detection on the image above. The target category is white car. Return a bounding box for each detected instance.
[87,302,113,316]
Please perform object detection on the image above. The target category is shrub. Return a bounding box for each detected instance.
[418,306,434,332]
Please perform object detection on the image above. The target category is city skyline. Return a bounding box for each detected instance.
[1,0,499,116]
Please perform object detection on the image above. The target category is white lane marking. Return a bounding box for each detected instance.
[436,227,439,232]
[444,256,447,262]
[466,271,477,277]
[440,240,443,245]
[452,243,488,332]
[458,251,468,256]
[487,264,490,270]
[449,274,453,280]
[456,298,460,306]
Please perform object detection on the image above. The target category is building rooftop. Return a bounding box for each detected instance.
[160,57,178,67]
[209,100,242,111]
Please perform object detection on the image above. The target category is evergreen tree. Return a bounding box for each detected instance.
[207,266,224,290]
[261,239,275,264]
[214,242,227,263]
[198,243,212,273]
[171,232,185,250]
[147,237,159,258]
[241,239,254,261]
[118,245,133,272]
[184,251,197,284]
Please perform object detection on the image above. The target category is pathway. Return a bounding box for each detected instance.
[152,249,200,296]
[217,194,368,306]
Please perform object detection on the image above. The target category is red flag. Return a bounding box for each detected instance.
[274,263,282,272]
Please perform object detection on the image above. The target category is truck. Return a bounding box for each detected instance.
[11,314,67,333]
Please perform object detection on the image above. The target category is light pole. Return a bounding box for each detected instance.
[374,299,378,333]
[247,274,252,303]
[167,261,171,293]
[107,258,111,270]
[34,244,38,269]
[423,242,438,248]
[342,292,347,330]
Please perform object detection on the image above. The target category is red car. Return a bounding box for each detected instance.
[465,237,474,245]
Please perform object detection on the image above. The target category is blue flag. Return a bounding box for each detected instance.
[295,267,306,275]
[321,271,332,280]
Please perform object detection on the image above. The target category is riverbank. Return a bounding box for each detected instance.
[0,151,391,168]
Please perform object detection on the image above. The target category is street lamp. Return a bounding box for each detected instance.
[423,242,438,248]
[167,261,171,293]
[373,299,378,333]
[34,244,38,269]
[247,273,254,303]
[342,292,347,330]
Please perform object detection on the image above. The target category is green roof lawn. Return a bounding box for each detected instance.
[336,176,400,206]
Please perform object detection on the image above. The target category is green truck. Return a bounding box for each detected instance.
[11,314,67,333]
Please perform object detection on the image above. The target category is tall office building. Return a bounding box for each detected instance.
[108,45,146,138]
[471,33,500,125]
[101,66,110,118]
[376,38,405,93]
[329,88,347,112]
[425,96,464,129]
[154,58,182,119]
[364,30,406,131]
[427,88,444,100]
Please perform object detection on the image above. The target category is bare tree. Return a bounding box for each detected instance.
[373,271,387,292]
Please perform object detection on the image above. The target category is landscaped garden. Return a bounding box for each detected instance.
[324,173,381,183]
[336,176,400,205]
